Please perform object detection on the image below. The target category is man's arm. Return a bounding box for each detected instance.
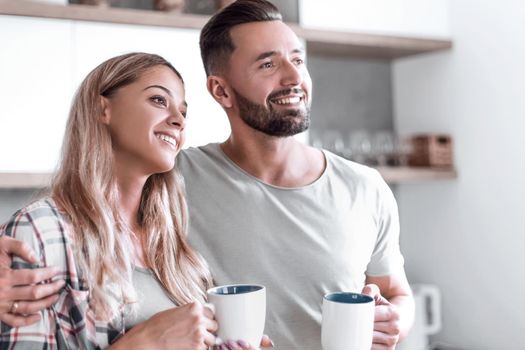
[0,235,63,327]
[363,272,415,350]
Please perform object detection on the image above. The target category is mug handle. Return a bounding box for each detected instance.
[203,302,223,346]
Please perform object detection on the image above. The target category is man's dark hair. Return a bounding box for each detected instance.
[199,0,282,76]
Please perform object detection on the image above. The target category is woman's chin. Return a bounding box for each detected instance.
[144,157,176,176]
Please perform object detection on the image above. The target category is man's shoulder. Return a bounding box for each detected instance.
[324,150,382,184]
[177,143,223,171]
[323,150,395,201]
[179,143,219,160]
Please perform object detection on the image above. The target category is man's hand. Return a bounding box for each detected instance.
[362,284,401,350]
[0,235,64,327]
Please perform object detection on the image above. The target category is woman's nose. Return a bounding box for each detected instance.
[167,110,186,130]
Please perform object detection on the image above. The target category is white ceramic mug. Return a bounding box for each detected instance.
[207,284,266,348]
[322,292,375,350]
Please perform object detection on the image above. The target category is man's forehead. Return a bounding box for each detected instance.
[230,21,303,54]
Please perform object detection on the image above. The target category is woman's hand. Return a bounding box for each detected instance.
[0,236,63,327]
[214,334,274,350]
[111,301,218,350]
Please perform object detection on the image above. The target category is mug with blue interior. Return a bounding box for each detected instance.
[322,292,375,350]
[208,284,264,296]
[207,284,266,347]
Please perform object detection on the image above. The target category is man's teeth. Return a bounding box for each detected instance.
[156,133,177,148]
[273,96,302,105]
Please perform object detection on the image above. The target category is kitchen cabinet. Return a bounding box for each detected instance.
[0,15,74,173]
[298,0,451,39]
[0,0,456,187]
[0,0,451,58]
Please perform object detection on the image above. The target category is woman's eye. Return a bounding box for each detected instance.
[151,96,167,106]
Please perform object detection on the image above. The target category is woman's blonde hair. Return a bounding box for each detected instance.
[51,52,212,321]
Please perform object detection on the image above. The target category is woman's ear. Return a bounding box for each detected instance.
[207,76,233,109]
[100,96,111,125]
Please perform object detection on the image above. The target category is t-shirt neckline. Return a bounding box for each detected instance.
[213,143,331,191]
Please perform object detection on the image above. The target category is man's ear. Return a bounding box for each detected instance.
[100,96,111,125]
[207,75,233,109]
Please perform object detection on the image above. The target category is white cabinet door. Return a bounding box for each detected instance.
[73,21,230,149]
[0,15,74,172]
[299,0,451,39]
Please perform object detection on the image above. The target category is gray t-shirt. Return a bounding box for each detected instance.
[124,267,176,329]
[177,143,404,350]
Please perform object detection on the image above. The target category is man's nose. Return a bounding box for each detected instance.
[280,60,303,87]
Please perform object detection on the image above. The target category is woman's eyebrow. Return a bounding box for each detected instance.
[143,85,172,97]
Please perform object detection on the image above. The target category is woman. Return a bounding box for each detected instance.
[0,53,268,350]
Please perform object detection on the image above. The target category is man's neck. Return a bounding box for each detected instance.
[220,131,325,188]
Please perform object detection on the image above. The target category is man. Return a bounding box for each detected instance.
[0,1,413,349]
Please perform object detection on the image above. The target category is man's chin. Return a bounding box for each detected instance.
[263,122,310,138]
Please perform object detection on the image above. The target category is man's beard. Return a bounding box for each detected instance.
[233,88,311,137]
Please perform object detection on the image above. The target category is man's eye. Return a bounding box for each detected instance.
[260,62,274,69]
[294,58,304,65]
[151,96,167,106]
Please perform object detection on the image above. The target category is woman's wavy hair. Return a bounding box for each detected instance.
[51,52,213,321]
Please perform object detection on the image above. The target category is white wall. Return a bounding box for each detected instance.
[393,0,525,349]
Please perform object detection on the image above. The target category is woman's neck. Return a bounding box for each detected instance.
[117,179,144,227]
[115,170,149,268]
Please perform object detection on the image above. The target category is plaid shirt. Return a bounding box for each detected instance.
[0,198,125,349]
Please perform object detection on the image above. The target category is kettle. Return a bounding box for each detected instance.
[397,284,442,350]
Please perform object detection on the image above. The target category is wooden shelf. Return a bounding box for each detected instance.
[0,0,452,59]
[376,166,458,183]
[0,0,208,29]
[291,25,452,59]
[0,167,457,189]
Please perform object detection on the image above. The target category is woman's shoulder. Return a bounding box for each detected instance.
[11,196,59,214]
[2,197,65,235]
[1,197,71,269]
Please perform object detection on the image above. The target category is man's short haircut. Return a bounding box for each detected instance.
[199,0,282,76]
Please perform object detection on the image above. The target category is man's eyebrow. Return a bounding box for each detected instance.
[143,85,172,97]
[255,51,277,61]
[255,48,305,62]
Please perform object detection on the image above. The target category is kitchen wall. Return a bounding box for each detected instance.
[308,55,393,136]
[393,0,525,349]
